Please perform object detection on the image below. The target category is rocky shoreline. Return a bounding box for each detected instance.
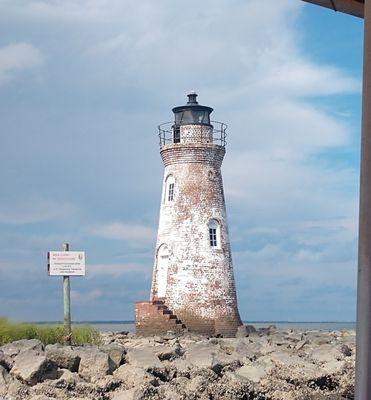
[0,326,355,400]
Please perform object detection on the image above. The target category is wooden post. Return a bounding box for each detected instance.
[356,1,371,398]
[62,243,72,345]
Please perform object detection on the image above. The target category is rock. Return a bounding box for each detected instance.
[185,371,217,395]
[45,343,81,372]
[305,332,331,346]
[100,343,126,368]
[295,339,309,350]
[156,344,184,361]
[0,350,7,370]
[309,344,343,363]
[269,332,290,346]
[10,350,58,386]
[235,325,254,338]
[1,339,44,368]
[258,324,277,335]
[235,356,275,383]
[185,342,241,374]
[7,376,30,398]
[52,368,84,387]
[94,375,121,392]
[322,360,345,375]
[113,364,156,387]
[0,365,9,395]
[112,388,137,400]
[339,344,352,357]
[232,339,264,359]
[77,347,116,382]
[125,348,163,370]
[185,343,216,369]
[169,358,193,376]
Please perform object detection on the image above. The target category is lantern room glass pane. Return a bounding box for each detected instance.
[174,110,210,125]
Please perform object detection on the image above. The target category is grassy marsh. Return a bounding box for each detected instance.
[0,319,101,346]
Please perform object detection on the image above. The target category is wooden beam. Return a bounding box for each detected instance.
[302,0,364,18]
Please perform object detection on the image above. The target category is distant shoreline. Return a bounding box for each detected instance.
[32,320,356,324]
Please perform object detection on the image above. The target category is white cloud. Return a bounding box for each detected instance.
[87,263,149,278]
[91,223,156,245]
[0,42,43,85]
[0,198,78,224]
[71,289,102,302]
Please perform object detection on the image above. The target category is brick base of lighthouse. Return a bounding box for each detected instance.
[135,301,186,336]
[135,300,241,337]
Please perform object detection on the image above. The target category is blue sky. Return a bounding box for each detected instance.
[0,0,364,322]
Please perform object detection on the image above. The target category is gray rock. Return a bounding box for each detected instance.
[169,358,193,375]
[100,343,126,368]
[77,347,116,382]
[322,360,345,375]
[0,350,8,370]
[235,325,256,338]
[113,364,156,387]
[51,368,84,387]
[1,339,44,368]
[112,388,137,400]
[185,342,240,374]
[45,343,81,372]
[125,348,163,370]
[235,357,275,383]
[309,344,343,363]
[10,350,58,386]
[185,343,215,368]
[7,378,29,398]
[156,344,184,361]
[258,324,277,336]
[295,339,309,350]
[305,332,331,346]
[94,375,121,392]
[0,365,9,395]
[269,332,290,346]
[339,344,352,357]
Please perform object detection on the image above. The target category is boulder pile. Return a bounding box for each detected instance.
[0,327,355,399]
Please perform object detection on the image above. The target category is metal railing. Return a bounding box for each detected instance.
[158,121,227,148]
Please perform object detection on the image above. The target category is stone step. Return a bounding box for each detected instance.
[152,300,165,305]
[135,300,187,336]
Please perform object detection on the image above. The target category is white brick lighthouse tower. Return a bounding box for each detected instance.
[135,93,242,337]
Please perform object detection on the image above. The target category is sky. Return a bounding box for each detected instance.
[0,0,364,322]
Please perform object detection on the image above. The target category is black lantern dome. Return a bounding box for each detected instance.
[172,92,213,127]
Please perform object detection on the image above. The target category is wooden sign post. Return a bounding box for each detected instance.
[62,243,72,345]
[47,244,86,345]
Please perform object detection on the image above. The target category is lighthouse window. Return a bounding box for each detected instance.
[165,175,175,203]
[168,183,175,201]
[173,126,180,143]
[209,228,217,247]
[208,219,219,248]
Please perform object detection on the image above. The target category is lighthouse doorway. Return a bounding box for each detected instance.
[157,245,169,298]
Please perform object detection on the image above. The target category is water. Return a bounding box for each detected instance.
[77,321,356,333]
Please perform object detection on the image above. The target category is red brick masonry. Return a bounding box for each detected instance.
[135,300,186,336]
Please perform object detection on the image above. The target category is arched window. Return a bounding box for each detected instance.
[164,175,175,203]
[209,219,220,248]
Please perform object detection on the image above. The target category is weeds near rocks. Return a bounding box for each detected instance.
[0,318,101,345]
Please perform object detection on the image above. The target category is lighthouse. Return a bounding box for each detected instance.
[135,93,242,337]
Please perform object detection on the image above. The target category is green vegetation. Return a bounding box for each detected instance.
[0,319,101,346]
